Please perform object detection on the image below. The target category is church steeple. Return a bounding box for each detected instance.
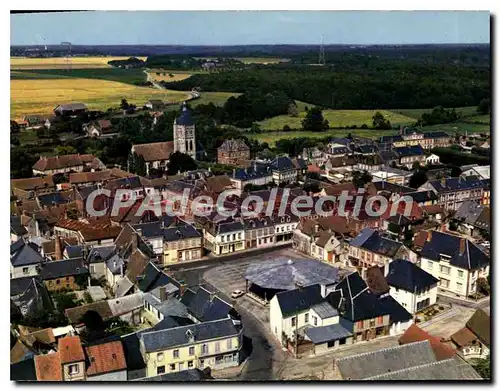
[173,102,196,160]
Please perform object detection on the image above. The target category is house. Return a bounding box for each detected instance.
[131,141,174,175]
[180,285,239,323]
[269,284,354,357]
[54,103,88,116]
[379,130,450,150]
[243,216,275,249]
[11,176,56,199]
[11,215,28,243]
[86,119,116,138]
[34,336,127,381]
[370,165,413,185]
[386,259,439,314]
[39,257,89,292]
[32,154,105,175]
[418,176,485,211]
[270,156,298,185]
[354,154,384,173]
[326,142,351,157]
[453,201,490,237]
[347,228,417,273]
[273,213,299,244]
[230,163,273,191]
[301,147,326,165]
[145,100,165,110]
[426,153,440,165]
[326,272,413,340]
[87,245,116,279]
[403,190,438,206]
[217,139,250,165]
[450,309,490,360]
[416,230,490,298]
[399,324,457,361]
[332,340,480,380]
[138,318,242,377]
[54,218,122,246]
[460,165,490,180]
[23,115,45,127]
[84,340,128,381]
[10,238,45,278]
[393,145,426,169]
[10,277,53,319]
[325,156,357,174]
[202,219,245,255]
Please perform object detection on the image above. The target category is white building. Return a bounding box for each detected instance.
[386,259,439,314]
[425,154,440,165]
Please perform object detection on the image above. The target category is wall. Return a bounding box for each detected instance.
[10,264,39,279]
[62,361,86,381]
[89,262,105,279]
[87,370,127,381]
[44,275,82,292]
[313,336,353,355]
[269,296,283,342]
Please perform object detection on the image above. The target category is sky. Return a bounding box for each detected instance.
[11,11,490,46]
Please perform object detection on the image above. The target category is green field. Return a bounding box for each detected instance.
[391,106,478,119]
[11,68,147,85]
[422,122,490,135]
[250,129,399,145]
[461,114,490,124]
[190,92,241,107]
[258,109,416,130]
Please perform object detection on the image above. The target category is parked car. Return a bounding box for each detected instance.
[231,290,245,299]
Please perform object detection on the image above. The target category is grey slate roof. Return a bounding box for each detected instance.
[335,340,437,380]
[270,156,295,171]
[394,145,425,157]
[244,258,339,290]
[15,278,53,318]
[11,216,27,236]
[366,357,482,380]
[404,190,439,204]
[454,201,490,231]
[135,368,209,381]
[39,257,88,280]
[349,228,404,258]
[275,284,323,318]
[420,230,489,270]
[180,286,235,322]
[64,245,84,259]
[305,318,353,344]
[428,176,485,193]
[176,104,194,126]
[386,259,439,292]
[10,239,44,267]
[11,276,43,297]
[140,318,239,352]
[310,302,338,319]
[113,276,134,298]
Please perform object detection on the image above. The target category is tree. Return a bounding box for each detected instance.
[283,125,291,132]
[372,112,392,130]
[10,120,20,133]
[52,292,82,313]
[412,161,421,170]
[54,145,77,156]
[477,98,491,115]
[10,146,38,179]
[167,151,197,175]
[302,107,329,132]
[287,103,299,117]
[472,354,490,379]
[169,73,174,78]
[130,152,147,176]
[352,170,373,188]
[409,169,428,188]
[120,98,130,110]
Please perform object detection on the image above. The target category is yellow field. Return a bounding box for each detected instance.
[11,78,190,118]
[10,56,148,70]
[146,71,192,82]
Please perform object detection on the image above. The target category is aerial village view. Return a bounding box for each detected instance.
[9,10,491,382]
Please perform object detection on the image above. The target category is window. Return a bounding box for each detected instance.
[327,340,335,348]
[238,233,241,239]
[157,365,166,375]
[291,317,297,327]
[157,353,164,361]
[305,313,309,323]
[68,364,79,375]
[376,316,383,326]
[22,267,29,275]
[169,364,175,371]
[440,278,450,288]
[199,360,204,368]
[440,265,451,275]
[215,341,220,352]
[339,338,347,345]
[313,316,318,326]
[188,360,194,368]
[202,344,208,354]
[56,279,61,285]
[227,339,233,350]
[189,346,195,356]
[457,282,463,290]
[458,270,464,278]
[427,261,433,269]
[173,349,179,358]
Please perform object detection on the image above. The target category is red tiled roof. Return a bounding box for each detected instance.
[450,327,479,348]
[55,218,122,242]
[11,176,55,191]
[85,341,127,376]
[69,170,113,184]
[324,182,357,196]
[132,141,174,162]
[34,352,63,381]
[58,336,85,364]
[32,154,97,171]
[399,324,456,361]
[422,204,445,215]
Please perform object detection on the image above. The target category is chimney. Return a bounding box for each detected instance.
[459,238,465,255]
[232,168,236,177]
[159,286,168,302]
[179,283,186,297]
[136,228,143,237]
[55,235,63,260]
[427,231,432,242]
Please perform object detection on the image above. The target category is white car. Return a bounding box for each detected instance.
[231,290,245,299]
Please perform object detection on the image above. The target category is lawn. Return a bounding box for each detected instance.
[11,56,147,70]
[11,68,147,85]
[10,78,190,119]
[249,129,398,145]
[461,114,490,124]
[146,71,193,82]
[421,122,490,135]
[257,109,415,130]
[391,106,478,119]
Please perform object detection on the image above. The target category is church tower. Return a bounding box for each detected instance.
[173,102,196,160]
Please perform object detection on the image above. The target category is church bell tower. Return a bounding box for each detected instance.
[173,102,196,160]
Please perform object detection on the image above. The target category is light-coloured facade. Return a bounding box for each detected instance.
[204,228,245,255]
[389,284,438,314]
[10,263,39,279]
